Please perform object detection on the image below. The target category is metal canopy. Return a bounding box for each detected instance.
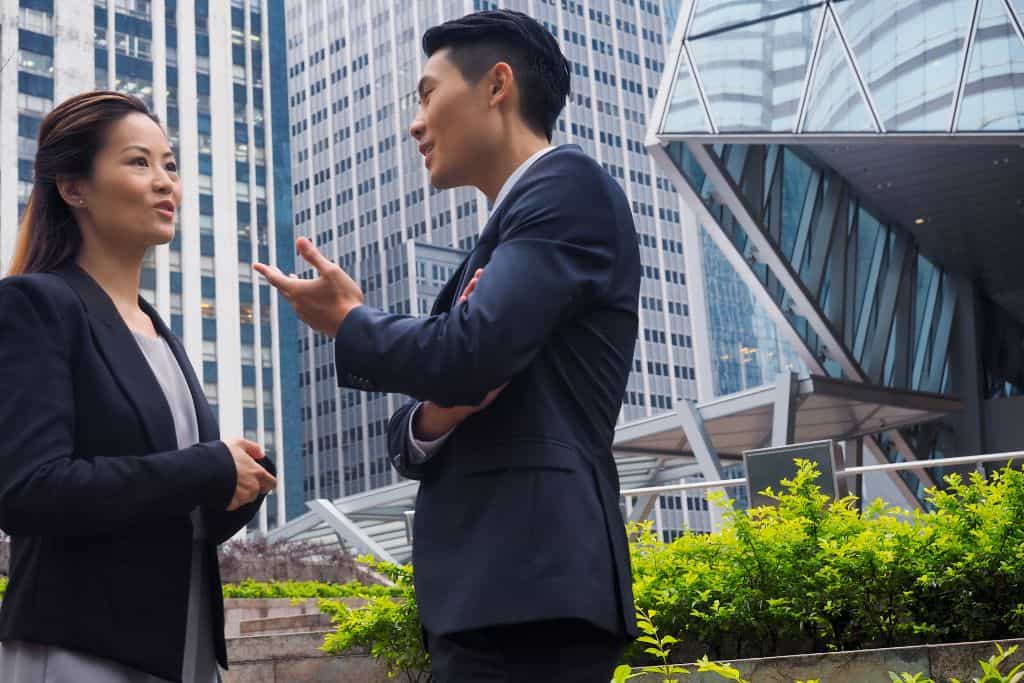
[614,374,961,459]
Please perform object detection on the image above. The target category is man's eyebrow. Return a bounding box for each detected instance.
[417,77,433,98]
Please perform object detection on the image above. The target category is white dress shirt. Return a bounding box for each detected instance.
[407,145,556,463]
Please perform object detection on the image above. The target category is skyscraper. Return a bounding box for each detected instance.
[0,0,302,529]
[285,0,716,502]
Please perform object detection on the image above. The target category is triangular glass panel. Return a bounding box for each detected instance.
[688,5,822,132]
[689,0,819,39]
[957,0,1024,131]
[660,49,712,134]
[1011,0,1024,26]
[834,0,974,132]
[802,11,878,132]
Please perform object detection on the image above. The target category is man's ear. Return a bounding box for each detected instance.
[56,178,87,209]
[489,62,514,106]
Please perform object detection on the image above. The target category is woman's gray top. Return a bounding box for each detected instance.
[0,331,220,683]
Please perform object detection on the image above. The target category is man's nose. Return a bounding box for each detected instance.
[409,116,425,141]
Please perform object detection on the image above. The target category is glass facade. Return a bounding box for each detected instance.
[701,229,803,396]
[661,0,1024,135]
[650,0,1024,505]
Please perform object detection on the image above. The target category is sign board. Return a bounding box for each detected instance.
[742,440,846,507]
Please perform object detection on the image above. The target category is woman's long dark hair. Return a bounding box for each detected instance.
[8,90,160,276]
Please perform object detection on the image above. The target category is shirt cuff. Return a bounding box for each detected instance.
[407,402,454,464]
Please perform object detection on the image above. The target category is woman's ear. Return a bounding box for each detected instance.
[56,178,87,209]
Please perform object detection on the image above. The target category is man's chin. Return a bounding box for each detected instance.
[428,168,458,190]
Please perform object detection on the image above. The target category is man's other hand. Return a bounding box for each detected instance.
[254,237,364,337]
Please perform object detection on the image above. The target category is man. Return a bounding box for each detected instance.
[256,10,640,681]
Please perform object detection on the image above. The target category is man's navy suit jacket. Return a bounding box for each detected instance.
[335,145,641,638]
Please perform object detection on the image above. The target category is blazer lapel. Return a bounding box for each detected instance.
[56,267,179,454]
[442,216,503,313]
[141,299,219,442]
[430,260,468,316]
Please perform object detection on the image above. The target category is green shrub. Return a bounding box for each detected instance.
[319,557,429,682]
[627,461,1024,664]
[320,463,1024,677]
[221,578,400,600]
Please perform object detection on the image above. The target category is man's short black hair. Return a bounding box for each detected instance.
[422,10,571,141]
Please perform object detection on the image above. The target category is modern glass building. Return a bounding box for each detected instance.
[646,0,1024,505]
[282,0,738,503]
[0,0,303,528]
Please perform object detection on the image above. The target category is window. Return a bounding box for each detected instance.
[115,32,152,60]
[19,8,54,35]
[115,0,151,18]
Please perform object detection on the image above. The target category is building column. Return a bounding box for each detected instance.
[771,371,798,447]
[677,400,727,530]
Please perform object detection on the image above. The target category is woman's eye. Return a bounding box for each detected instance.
[166,163,178,173]
[133,157,149,167]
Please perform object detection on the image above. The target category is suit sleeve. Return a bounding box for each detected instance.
[386,399,431,481]
[0,282,238,537]
[335,167,618,406]
[204,456,277,544]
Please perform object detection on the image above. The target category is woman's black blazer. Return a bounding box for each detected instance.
[0,266,273,682]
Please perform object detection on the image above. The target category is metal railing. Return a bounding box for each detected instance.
[619,449,1024,500]
[401,451,1024,544]
[619,450,1024,536]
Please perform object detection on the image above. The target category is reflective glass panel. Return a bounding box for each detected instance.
[690,0,819,38]
[1013,0,1024,23]
[661,50,712,133]
[957,0,1024,131]
[836,0,974,131]
[803,13,877,132]
[689,7,821,132]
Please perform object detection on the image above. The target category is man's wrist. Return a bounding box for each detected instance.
[413,401,468,441]
[334,301,362,337]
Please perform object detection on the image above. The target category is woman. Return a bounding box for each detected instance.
[0,91,277,682]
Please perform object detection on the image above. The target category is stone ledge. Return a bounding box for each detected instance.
[225,631,392,683]
[630,637,1024,682]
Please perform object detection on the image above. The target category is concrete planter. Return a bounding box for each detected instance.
[224,631,391,683]
[629,637,1024,682]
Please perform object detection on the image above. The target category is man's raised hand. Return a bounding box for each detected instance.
[254,237,364,337]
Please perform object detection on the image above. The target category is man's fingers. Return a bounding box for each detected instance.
[296,237,336,276]
[459,269,484,303]
[253,263,293,292]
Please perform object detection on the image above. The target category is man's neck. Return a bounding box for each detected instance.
[478,134,552,204]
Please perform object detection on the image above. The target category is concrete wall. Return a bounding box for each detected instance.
[224,631,391,683]
[632,638,1024,682]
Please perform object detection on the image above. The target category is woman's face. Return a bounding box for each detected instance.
[74,112,182,251]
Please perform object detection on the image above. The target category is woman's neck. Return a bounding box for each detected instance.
[76,240,144,316]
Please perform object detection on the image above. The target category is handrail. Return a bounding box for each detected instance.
[619,450,1024,499]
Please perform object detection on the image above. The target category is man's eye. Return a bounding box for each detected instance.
[166,162,178,173]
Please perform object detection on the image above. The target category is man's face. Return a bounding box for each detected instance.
[409,48,495,190]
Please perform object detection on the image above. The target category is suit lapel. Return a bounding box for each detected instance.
[57,267,179,453]
[440,215,503,314]
[141,299,219,442]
